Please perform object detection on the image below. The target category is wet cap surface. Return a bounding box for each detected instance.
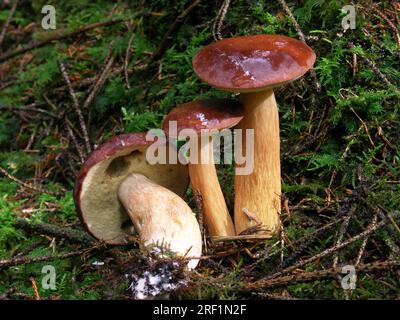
[193,34,316,92]
[162,99,244,137]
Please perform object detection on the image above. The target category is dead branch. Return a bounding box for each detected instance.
[65,117,85,163]
[0,0,19,49]
[355,214,378,266]
[0,103,58,119]
[277,0,321,92]
[212,0,231,41]
[15,218,95,245]
[244,260,400,290]
[0,244,100,269]
[243,215,348,274]
[82,52,115,110]
[348,43,395,88]
[371,5,400,48]
[59,61,92,154]
[124,33,135,88]
[332,204,356,268]
[0,166,64,196]
[148,0,202,63]
[0,18,130,63]
[263,215,390,281]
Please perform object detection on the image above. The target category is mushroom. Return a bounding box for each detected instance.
[162,99,244,236]
[118,173,202,270]
[192,34,316,235]
[74,133,189,245]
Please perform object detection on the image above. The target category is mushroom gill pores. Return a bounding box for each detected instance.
[118,173,202,270]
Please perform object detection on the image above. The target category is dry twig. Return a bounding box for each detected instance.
[0,166,64,196]
[59,61,92,154]
[212,0,231,41]
[244,260,400,290]
[0,18,129,62]
[0,245,100,269]
[0,0,19,49]
[15,218,95,245]
[348,43,394,88]
[124,33,135,88]
[264,214,389,280]
[277,0,321,92]
[83,45,115,110]
[66,118,85,164]
[149,0,202,63]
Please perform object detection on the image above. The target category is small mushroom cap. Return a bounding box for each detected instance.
[162,99,244,138]
[74,133,189,245]
[193,34,316,92]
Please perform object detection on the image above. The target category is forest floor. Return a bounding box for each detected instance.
[0,0,399,300]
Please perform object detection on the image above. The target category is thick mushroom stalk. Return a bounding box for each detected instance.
[192,34,316,235]
[188,134,235,237]
[162,99,244,237]
[235,89,281,234]
[118,173,202,270]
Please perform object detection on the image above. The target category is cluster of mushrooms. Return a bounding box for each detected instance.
[74,34,316,270]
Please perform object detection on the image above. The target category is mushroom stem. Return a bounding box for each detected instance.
[234,89,281,235]
[189,136,236,236]
[118,173,202,270]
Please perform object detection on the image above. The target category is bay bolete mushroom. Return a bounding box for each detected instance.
[192,35,316,235]
[118,173,202,270]
[162,99,243,237]
[74,133,189,245]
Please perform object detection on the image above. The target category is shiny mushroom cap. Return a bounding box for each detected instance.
[162,99,244,138]
[193,34,316,92]
[74,133,189,245]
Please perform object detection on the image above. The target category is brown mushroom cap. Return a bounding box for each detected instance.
[192,34,316,92]
[74,133,189,245]
[162,99,244,137]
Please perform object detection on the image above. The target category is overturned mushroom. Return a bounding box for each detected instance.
[193,34,316,235]
[74,133,189,245]
[118,173,202,270]
[163,99,243,237]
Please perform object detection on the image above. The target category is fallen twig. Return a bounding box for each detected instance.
[277,0,321,92]
[212,0,231,41]
[348,43,395,88]
[252,292,301,300]
[0,244,101,269]
[244,260,400,290]
[209,234,271,242]
[83,45,115,110]
[0,18,130,63]
[124,33,135,88]
[0,166,64,196]
[332,204,356,268]
[0,103,58,119]
[371,5,400,48]
[15,218,95,245]
[148,0,202,63]
[65,117,85,164]
[0,0,19,49]
[355,214,378,266]
[263,215,389,281]
[244,215,348,273]
[29,277,40,300]
[59,61,92,154]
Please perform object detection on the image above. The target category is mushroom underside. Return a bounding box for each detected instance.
[78,146,188,244]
